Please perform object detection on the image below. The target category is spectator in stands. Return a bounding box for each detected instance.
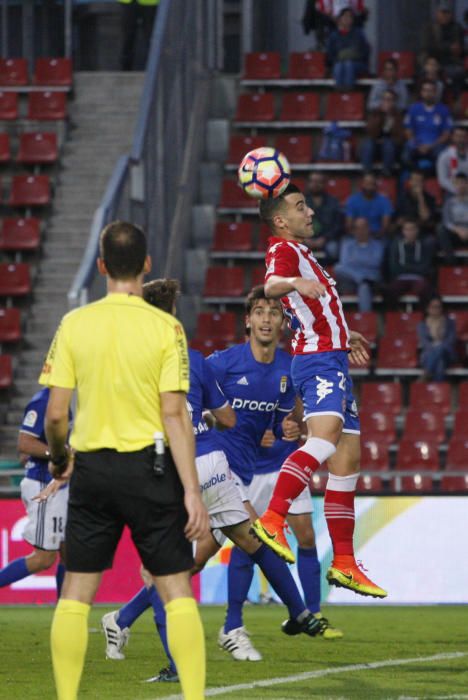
[119,0,160,71]
[361,89,405,175]
[345,172,393,236]
[438,172,468,263]
[415,56,447,104]
[325,8,370,90]
[437,127,468,197]
[367,58,409,112]
[417,296,456,381]
[395,170,438,237]
[302,1,368,49]
[386,218,435,304]
[334,217,384,311]
[403,80,453,172]
[419,0,465,99]
[304,171,344,261]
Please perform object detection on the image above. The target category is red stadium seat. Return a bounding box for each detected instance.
[440,475,468,493]
[227,135,264,164]
[33,57,72,86]
[356,475,384,494]
[257,224,271,251]
[360,440,389,471]
[9,175,51,207]
[291,175,306,192]
[453,410,468,436]
[280,92,320,121]
[384,311,422,337]
[396,439,440,471]
[325,176,352,204]
[408,382,451,416]
[212,222,253,252]
[0,91,18,120]
[445,437,468,470]
[251,266,266,289]
[325,92,364,121]
[235,93,275,122]
[219,180,253,209]
[288,52,326,79]
[459,92,468,119]
[449,311,468,341]
[378,51,415,79]
[190,338,228,356]
[0,217,41,251]
[203,266,245,298]
[0,263,31,296]
[243,52,281,80]
[28,91,67,120]
[403,409,446,443]
[458,383,468,409]
[275,134,313,164]
[399,474,434,492]
[425,177,443,207]
[438,267,468,297]
[310,472,327,493]
[376,176,397,205]
[360,410,396,443]
[0,58,28,86]
[346,311,378,344]
[376,336,418,370]
[0,308,21,342]
[360,382,402,416]
[0,354,13,388]
[195,312,238,343]
[17,132,58,165]
[0,133,10,163]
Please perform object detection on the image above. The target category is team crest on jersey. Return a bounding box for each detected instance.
[280,375,288,393]
[23,410,38,428]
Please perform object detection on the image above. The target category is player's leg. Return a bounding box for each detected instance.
[101,585,151,660]
[0,546,57,586]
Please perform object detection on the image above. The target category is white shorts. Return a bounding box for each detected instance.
[197,451,249,531]
[20,478,68,551]
[248,471,313,517]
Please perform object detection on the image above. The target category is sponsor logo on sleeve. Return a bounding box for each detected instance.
[23,410,38,428]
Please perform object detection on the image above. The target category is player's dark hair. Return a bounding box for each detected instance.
[142,278,180,314]
[244,285,283,336]
[259,183,302,229]
[100,221,147,280]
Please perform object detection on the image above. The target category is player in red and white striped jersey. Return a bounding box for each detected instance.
[251,184,387,599]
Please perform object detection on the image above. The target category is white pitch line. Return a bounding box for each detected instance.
[153,651,468,700]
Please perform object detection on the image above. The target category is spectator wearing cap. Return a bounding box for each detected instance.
[437,127,468,197]
[361,89,405,175]
[417,296,457,381]
[367,58,409,112]
[386,218,435,304]
[345,172,393,237]
[325,8,370,90]
[304,171,344,262]
[438,172,468,263]
[419,0,465,98]
[395,170,438,237]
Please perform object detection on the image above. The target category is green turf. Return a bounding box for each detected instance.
[1,605,468,699]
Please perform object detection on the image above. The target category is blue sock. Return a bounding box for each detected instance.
[148,586,177,673]
[298,547,321,614]
[116,586,151,629]
[251,544,306,620]
[55,563,65,598]
[224,546,254,633]
[0,557,30,587]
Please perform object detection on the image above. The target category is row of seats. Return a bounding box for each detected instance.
[0,57,72,87]
[361,408,466,444]
[0,91,67,120]
[0,175,51,207]
[312,472,468,494]
[0,132,58,165]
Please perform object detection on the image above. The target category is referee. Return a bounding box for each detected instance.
[39,221,209,700]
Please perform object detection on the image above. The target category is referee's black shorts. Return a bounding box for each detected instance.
[65,446,194,576]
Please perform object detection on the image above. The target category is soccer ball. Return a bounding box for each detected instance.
[238,147,291,199]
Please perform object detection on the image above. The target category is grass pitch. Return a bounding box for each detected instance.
[1,605,468,699]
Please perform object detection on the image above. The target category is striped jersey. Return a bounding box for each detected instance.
[265,236,350,354]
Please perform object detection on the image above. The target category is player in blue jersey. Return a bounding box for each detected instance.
[0,387,70,595]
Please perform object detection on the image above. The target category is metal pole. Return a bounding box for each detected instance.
[22,0,35,72]
[64,0,73,59]
[1,0,8,58]
[241,0,254,58]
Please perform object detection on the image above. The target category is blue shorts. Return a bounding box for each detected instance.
[291,351,360,433]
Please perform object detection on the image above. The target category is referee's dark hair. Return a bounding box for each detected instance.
[259,183,301,228]
[143,278,180,314]
[100,221,147,280]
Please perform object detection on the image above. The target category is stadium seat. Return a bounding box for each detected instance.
[257,224,271,251]
[453,409,468,435]
[0,354,13,388]
[195,312,238,343]
[190,338,228,356]
[274,134,313,164]
[425,177,443,207]
[17,132,58,165]
[360,382,402,416]
[310,472,327,493]
[219,179,253,209]
[0,91,18,120]
[0,263,31,296]
[360,440,389,471]
[243,52,281,80]
[399,474,434,493]
[235,93,275,122]
[356,475,384,494]
[9,175,51,207]
[438,267,468,297]
[0,133,10,163]
[0,58,28,86]
[360,410,396,443]
[0,307,21,342]
[377,51,415,79]
[376,176,397,205]
[376,336,418,370]
[449,310,468,341]
[346,311,378,344]
[0,217,41,251]
[440,475,468,493]
[325,176,352,204]
[280,92,320,121]
[227,135,264,164]
[203,266,245,298]
[403,409,446,443]
[408,382,451,416]
[251,266,266,288]
[33,57,72,86]
[458,382,468,409]
[28,91,67,120]
[445,437,468,470]
[459,92,468,119]
[212,222,253,252]
[384,311,422,337]
[396,439,440,471]
[288,52,326,79]
[325,92,364,121]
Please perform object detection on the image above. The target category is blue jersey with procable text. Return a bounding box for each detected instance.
[255,434,299,476]
[187,348,228,458]
[207,343,295,485]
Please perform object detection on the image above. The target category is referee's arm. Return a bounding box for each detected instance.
[161,390,209,542]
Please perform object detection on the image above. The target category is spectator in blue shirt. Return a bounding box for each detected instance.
[418,296,457,381]
[325,8,370,90]
[334,217,384,311]
[403,80,453,171]
[345,172,393,236]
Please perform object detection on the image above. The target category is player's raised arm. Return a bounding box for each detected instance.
[265,275,327,300]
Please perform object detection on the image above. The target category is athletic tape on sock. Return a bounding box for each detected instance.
[301,437,336,464]
[326,472,359,492]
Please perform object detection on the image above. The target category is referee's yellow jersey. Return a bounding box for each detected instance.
[39,293,189,452]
